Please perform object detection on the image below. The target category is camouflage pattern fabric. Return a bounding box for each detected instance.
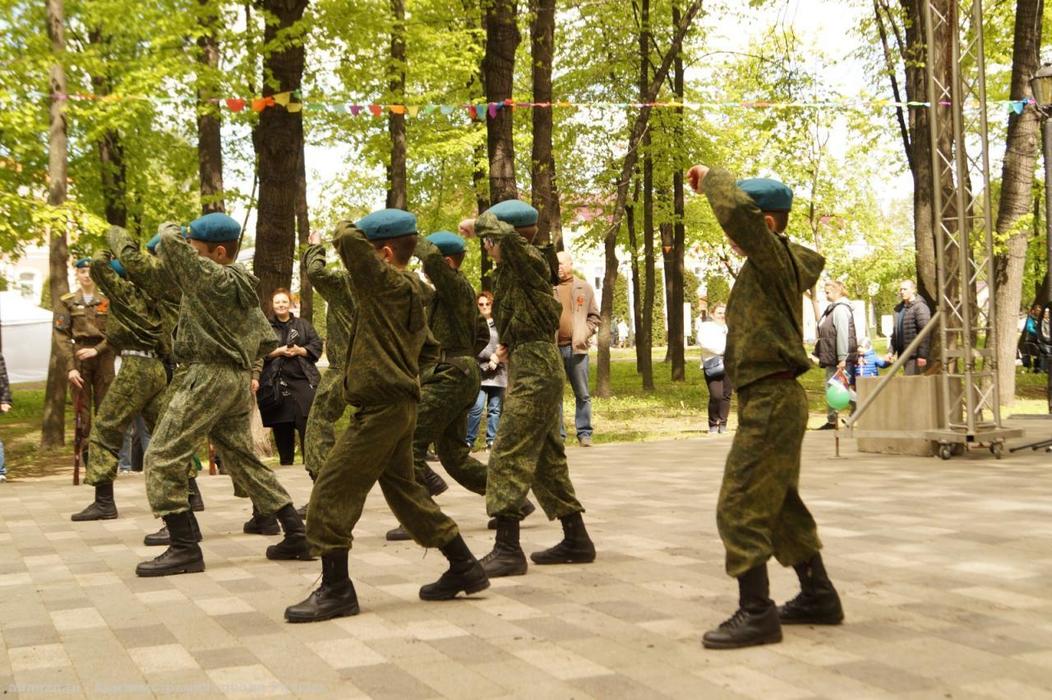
[484,341,582,519]
[302,243,355,368]
[701,168,824,390]
[303,367,350,479]
[307,400,459,555]
[89,248,163,354]
[145,364,291,516]
[413,361,487,495]
[414,237,479,356]
[717,378,821,576]
[84,355,167,486]
[108,226,180,362]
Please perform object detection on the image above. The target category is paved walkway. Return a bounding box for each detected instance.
[2,426,1052,699]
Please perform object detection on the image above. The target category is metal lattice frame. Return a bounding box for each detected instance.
[922,0,1013,446]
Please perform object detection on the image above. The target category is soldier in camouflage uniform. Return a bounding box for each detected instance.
[688,165,844,650]
[300,241,356,517]
[136,213,310,577]
[54,258,116,449]
[466,201,595,579]
[69,243,168,523]
[385,232,537,541]
[286,210,489,624]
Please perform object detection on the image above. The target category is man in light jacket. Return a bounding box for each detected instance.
[555,252,600,446]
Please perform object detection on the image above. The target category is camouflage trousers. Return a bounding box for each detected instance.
[414,360,487,495]
[304,366,350,480]
[718,378,822,577]
[145,364,292,517]
[486,341,583,520]
[306,399,459,556]
[85,355,167,486]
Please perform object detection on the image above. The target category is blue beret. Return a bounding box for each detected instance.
[486,200,538,228]
[187,212,241,243]
[146,233,162,253]
[109,259,127,278]
[356,208,417,240]
[75,258,91,268]
[737,178,793,212]
[427,231,466,256]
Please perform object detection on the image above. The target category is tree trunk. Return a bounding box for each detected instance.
[596,214,619,397]
[42,0,70,449]
[669,3,686,381]
[482,0,519,203]
[992,0,1042,407]
[88,29,128,228]
[295,147,312,322]
[530,0,561,246]
[594,0,702,392]
[254,0,308,317]
[387,0,407,209]
[627,183,644,374]
[638,0,654,391]
[197,0,225,214]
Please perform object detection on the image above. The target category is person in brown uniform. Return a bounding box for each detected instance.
[688,164,843,650]
[55,258,116,448]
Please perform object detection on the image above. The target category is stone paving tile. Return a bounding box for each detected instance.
[4,429,1052,697]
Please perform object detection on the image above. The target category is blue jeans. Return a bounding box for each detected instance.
[0,438,6,477]
[118,415,151,472]
[559,345,593,440]
[466,386,504,446]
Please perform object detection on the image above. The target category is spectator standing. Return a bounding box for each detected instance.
[617,319,630,348]
[698,304,731,434]
[814,280,857,429]
[854,337,890,381]
[466,291,506,450]
[554,251,600,446]
[258,288,322,465]
[1019,304,1042,372]
[888,279,931,375]
[0,351,10,482]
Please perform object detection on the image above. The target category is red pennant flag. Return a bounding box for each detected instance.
[368,104,382,117]
[467,105,478,120]
[226,98,246,112]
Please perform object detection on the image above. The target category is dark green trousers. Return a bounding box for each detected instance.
[304,366,350,479]
[413,361,487,495]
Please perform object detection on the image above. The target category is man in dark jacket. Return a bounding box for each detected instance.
[888,280,931,375]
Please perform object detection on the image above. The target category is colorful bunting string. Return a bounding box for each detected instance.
[25,90,1039,116]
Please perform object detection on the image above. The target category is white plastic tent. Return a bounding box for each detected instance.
[0,291,53,383]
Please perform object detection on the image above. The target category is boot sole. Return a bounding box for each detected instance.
[530,554,596,565]
[481,565,527,578]
[144,537,202,547]
[285,604,360,623]
[71,513,119,522]
[701,630,782,650]
[266,550,316,561]
[135,562,205,578]
[243,529,281,536]
[419,577,491,601]
[780,616,844,626]
[385,532,412,542]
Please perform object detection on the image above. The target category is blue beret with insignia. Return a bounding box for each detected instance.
[187,212,241,243]
[109,259,127,278]
[146,233,162,253]
[356,208,417,241]
[737,178,793,212]
[75,258,91,268]
[427,231,466,256]
[486,200,539,227]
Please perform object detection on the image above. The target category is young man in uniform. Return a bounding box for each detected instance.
[465,201,595,579]
[385,232,535,541]
[70,247,169,523]
[286,210,489,623]
[688,164,844,649]
[136,213,310,576]
[55,258,116,455]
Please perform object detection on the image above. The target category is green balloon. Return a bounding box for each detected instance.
[826,381,852,410]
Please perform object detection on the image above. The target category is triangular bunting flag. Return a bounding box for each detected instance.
[390,104,406,115]
[440,105,453,115]
[368,104,382,117]
[287,102,302,113]
[273,92,291,107]
[407,105,420,117]
[225,98,246,112]
[350,104,363,116]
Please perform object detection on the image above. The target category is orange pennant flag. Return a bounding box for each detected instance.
[389,104,406,115]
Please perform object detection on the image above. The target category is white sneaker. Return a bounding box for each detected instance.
[0,474,7,482]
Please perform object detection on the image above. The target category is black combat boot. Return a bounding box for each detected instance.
[385,525,412,541]
[266,504,314,560]
[188,477,205,512]
[284,550,360,623]
[71,482,119,521]
[702,564,782,649]
[420,464,448,497]
[135,511,205,577]
[779,553,844,625]
[144,510,203,546]
[479,516,528,577]
[296,503,308,519]
[419,535,490,601]
[243,506,280,535]
[488,499,536,530]
[530,512,596,565]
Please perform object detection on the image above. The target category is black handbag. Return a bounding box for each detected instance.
[257,361,289,411]
[703,355,725,379]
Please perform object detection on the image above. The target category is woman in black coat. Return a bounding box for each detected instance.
[257,288,322,465]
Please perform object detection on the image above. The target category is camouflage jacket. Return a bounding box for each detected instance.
[157,229,277,369]
[302,243,355,370]
[414,238,480,359]
[89,251,164,355]
[701,168,824,389]
[109,226,181,362]
[475,212,561,350]
[332,221,427,405]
